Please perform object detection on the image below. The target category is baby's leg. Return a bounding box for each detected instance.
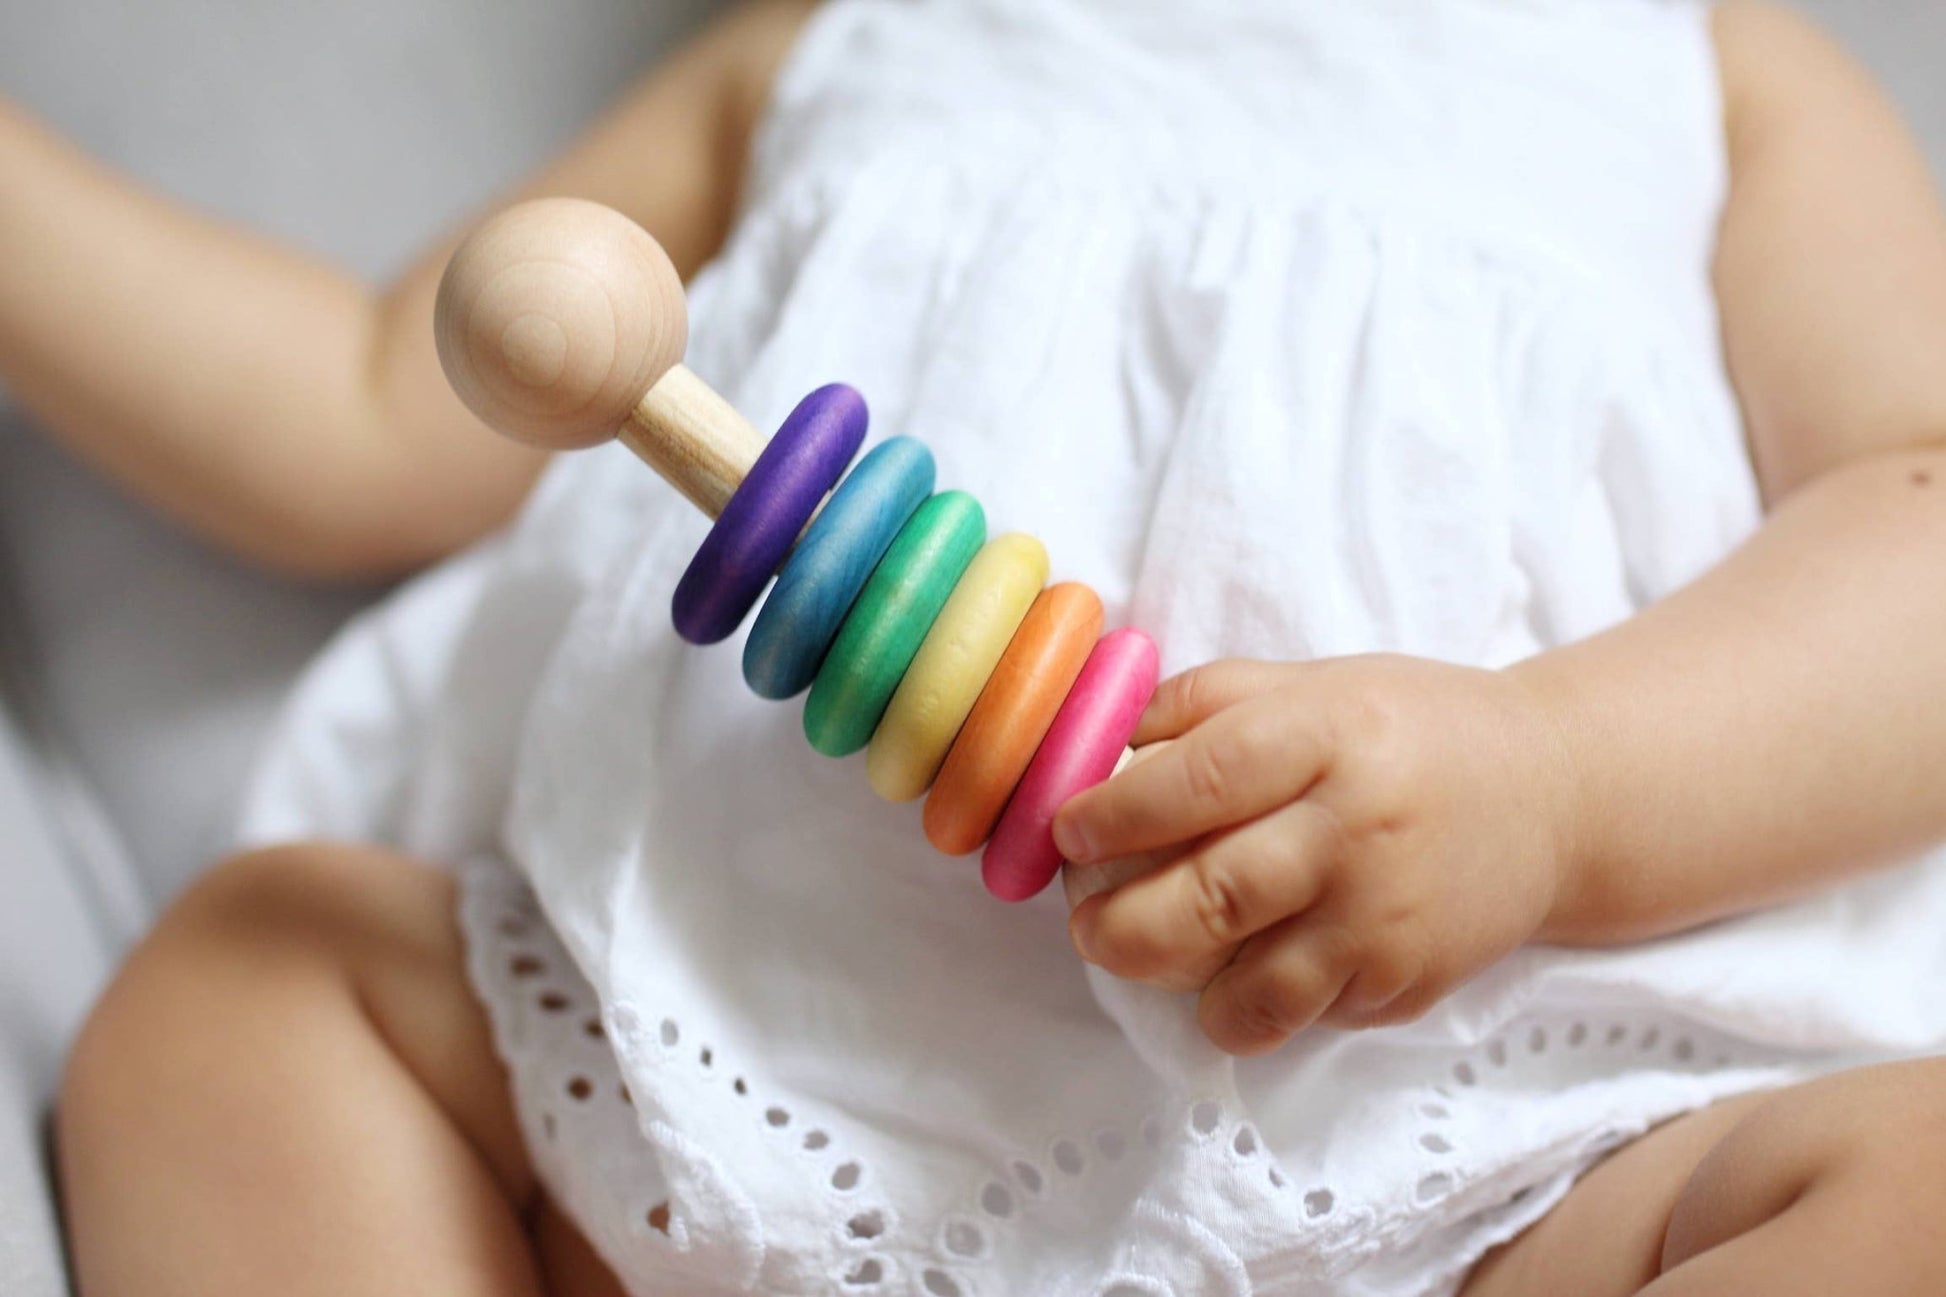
[1461,1057,1946,1296]
[57,843,623,1297]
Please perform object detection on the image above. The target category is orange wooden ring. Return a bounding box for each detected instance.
[922,582,1104,856]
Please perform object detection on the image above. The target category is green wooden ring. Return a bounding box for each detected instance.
[803,490,986,757]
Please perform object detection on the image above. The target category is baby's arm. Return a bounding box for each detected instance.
[0,2,811,579]
[1055,4,1946,1053]
[1515,2,1946,940]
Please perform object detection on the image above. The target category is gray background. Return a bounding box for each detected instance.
[0,1,1939,1291]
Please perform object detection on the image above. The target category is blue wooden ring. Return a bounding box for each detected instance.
[742,436,936,699]
[671,384,868,645]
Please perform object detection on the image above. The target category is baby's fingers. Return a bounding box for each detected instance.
[1061,843,1182,910]
[1196,917,1383,1055]
[1133,659,1306,746]
[1197,915,1434,1055]
[1069,800,1339,986]
[1054,700,1326,863]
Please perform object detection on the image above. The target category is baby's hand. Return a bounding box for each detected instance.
[1052,655,1582,1056]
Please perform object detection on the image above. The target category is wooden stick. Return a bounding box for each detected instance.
[619,364,764,519]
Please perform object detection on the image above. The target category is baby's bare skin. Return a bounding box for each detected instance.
[58,845,627,1297]
[16,0,1946,1293]
[1461,1060,1946,1295]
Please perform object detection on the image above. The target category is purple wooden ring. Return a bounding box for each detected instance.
[672,384,868,645]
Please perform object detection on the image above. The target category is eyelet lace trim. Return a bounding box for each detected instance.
[465,862,1759,1295]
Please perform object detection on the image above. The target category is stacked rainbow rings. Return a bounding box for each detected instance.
[672,383,1160,902]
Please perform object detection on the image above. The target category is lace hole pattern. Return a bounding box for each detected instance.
[1415,1014,1742,1210]
[465,873,715,1268]
[473,875,921,1288]
[470,866,1754,1292]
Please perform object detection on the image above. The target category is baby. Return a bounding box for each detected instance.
[10,0,1946,1293]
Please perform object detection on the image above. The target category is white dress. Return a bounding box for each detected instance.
[238,1,1946,1293]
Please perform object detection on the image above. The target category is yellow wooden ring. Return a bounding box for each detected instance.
[924,582,1103,855]
[865,533,1049,802]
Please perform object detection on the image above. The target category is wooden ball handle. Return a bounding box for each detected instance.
[434,197,766,518]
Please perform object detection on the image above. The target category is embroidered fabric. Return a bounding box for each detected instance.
[457,856,1837,1297]
[239,2,1946,1293]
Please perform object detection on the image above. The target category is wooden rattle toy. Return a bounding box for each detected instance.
[435,197,1158,902]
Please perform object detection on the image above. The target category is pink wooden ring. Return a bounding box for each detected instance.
[981,627,1160,903]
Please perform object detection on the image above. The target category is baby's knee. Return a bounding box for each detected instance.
[166,841,454,954]
[62,844,451,1108]
[1662,1059,1946,1274]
